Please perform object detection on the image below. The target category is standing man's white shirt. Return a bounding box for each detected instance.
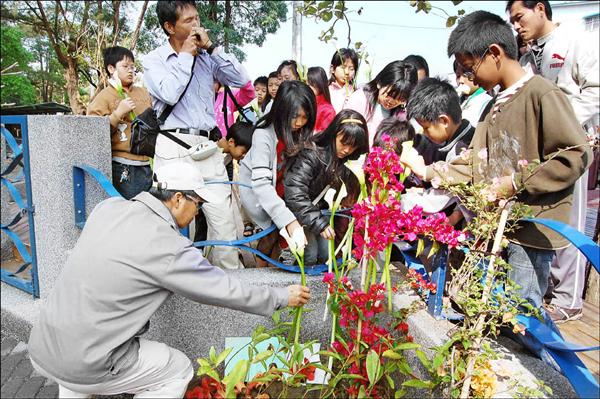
[520,22,599,129]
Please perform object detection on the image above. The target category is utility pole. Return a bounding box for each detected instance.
[291,0,302,63]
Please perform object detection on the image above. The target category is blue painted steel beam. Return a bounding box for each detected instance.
[1,115,38,297]
[72,164,122,228]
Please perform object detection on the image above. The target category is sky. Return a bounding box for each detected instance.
[239,1,508,84]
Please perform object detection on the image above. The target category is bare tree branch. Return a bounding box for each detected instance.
[34,0,68,66]
[129,0,149,50]
[111,0,121,46]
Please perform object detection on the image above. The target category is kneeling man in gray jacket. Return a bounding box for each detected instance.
[28,161,310,398]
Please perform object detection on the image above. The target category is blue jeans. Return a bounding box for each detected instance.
[112,161,153,200]
[506,242,554,309]
[304,228,329,266]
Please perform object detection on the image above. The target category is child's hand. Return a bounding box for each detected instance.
[115,98,136,120]
[320,226,335,240]
[400,147,426,179]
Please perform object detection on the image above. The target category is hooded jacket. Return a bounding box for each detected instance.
[284,146,357,235]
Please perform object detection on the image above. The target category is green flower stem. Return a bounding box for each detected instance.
[359,217,369,290]
[290,251,305,348]
[385,245,393,312]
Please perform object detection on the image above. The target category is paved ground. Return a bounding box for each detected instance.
[1,333,131,399]
[1,333,58,399]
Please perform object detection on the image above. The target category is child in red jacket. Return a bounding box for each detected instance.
[307,66,336,134]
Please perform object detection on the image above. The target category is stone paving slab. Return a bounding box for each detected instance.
[0,332,133,399]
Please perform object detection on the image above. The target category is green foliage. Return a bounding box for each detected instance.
[139,1,287,62]
[409,0,465,27]
[1,24,36,105]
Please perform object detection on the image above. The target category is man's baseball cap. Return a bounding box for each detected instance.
[152,162,220,203]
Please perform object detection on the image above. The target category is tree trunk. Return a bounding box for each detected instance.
[224,0,231,52]
[64,58,86,114]
[129,0,149,50]
[291,1,302,62]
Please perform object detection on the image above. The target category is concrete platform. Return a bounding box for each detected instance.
[2,269,577,398]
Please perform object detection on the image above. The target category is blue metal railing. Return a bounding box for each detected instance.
[1,115,39,297]
[73,164,122,229]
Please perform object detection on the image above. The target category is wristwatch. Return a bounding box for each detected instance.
[206,42,218,55]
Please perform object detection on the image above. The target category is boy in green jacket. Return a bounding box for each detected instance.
[401,10,592,309]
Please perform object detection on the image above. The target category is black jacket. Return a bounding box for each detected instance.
[284,146,357,235]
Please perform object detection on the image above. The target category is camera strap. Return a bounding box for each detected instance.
[157,55,197,126]
[222,85,254,133]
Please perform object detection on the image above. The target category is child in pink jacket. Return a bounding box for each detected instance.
[214,80,255,138]
[345,60,418,147]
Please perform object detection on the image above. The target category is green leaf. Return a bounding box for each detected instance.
[215,347,233,367]
[317,1,332,11]
[415,349,431,370]
[416,239,425,257]
[198,366,220,381]
[446,16,458,28]
[252,350,274,364]
[209,346,217,364]
[322,10,333,21]
[222,359,249,399]
[394,342,421,350]
[385,374,395,390]
[358,385,367,399]
[458,9,465,15]
[395,388,407,398]
[428,241,440,259]
[253,333,270,343]
[452,0,463,5]
[338,373,368,380]
[383,349,403,360]
[402,379,432,389]
[366,349,381,386]
[252,325,266,340]
[397,359,413,375]
[318,350,343,361]
[197,358,211,368]
[432,352,445,371]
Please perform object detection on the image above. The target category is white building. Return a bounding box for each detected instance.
[551,1,600,31]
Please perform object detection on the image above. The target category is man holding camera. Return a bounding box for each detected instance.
[143,0,249,269]
[28,161,311,398]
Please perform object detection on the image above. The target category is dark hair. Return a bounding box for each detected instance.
[313,109,369,163]
[156,1,196,36]
[103,46,135,74]
[373,118,415,155]
[255,80,316,157]
[403,55,429,78]
[447,11,518,60]
[268,71,279,80]
[310,109,368,202]
[506,1,552,20]
[226,121,253,149]
[452,58,460,73]
[277,60,299,80]
[363,60,418,119]
[307,66,331,104]
[254,76,268,87]
[253,76,271,110]
[148,187,200,202]
[329,48,359,85]
[407,77,462,124]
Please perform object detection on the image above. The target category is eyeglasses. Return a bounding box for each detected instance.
[461,48,490,81]
[184,194,203,211]
[118,64,137,72]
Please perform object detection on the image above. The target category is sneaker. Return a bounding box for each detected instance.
[543,304,583,324]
